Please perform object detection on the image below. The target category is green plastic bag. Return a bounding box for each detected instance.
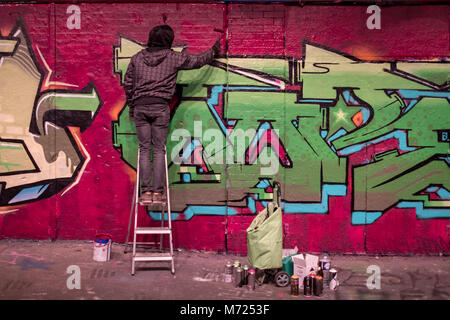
[246,184,282,270]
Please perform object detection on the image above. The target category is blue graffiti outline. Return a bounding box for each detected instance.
[397,89,450,114]
[271,184,347,214]
[397,201,450,219]
[351,211,383,225]
[9,184,49,204]
[149,184,347,221]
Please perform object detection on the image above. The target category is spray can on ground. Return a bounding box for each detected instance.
[309,269,316,296]
[329,268,339,290]
[303,275,312,297]
[314,275,323,296]
[235,267,243,287]
[291,275,299,297]
[242,265,249,285]
[247,269,256,290]
[233,260,240,281]
[314,266,324,296]
[224,261,233,283]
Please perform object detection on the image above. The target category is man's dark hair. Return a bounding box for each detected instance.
[147,25,174,48]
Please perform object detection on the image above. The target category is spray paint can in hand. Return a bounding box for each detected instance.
[247,269,256,290]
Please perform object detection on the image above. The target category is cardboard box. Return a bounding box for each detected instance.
[305,253,319,273]
[291,253,319,286]
[292,254,306,278]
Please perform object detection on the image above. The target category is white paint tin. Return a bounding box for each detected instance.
[93,234,111,262]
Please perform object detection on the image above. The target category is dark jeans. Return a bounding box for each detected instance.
[134,103,170,194]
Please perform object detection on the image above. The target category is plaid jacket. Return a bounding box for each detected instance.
[124,47,215,106]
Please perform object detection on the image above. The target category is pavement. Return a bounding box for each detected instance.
[0,239,449,302]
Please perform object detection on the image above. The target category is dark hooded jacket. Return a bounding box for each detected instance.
[124,25,219,107]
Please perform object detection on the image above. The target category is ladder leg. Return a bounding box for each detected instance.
[169,230,175,274]
[131,148,141,276]
[160,175,165,251]
[124,175,138,254]
[131,198,138,276]
[165,147,175,274]
[160,207,164,251]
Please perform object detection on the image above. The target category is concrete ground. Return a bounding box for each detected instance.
[0,239,449,301]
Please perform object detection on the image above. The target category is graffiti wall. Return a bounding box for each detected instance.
[0,2,449,254]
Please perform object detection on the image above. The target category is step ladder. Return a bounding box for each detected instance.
[124,146,175,275]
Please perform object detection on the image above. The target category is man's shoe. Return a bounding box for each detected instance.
[152,192,167,203]
[139,191,153,204]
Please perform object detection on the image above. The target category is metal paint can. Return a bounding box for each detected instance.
[243,265,249,285]
[233,260,240,280]
[247,269,255,290]
[290,275,299,297]
[329,268,339,290]
[314,275,323,296]
[303,275,312,297]
[329,268,337,280]
[225,261,232,272]
[235,267,243,287]
[224,261,233,283]
[93,234,111,262]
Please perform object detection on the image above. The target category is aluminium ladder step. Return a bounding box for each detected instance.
[133,252,173,262]
[135,227,171,235]
[138,200,168,207]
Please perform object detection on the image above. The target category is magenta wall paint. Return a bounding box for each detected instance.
[0,2,448,255]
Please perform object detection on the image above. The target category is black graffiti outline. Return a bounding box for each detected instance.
[0,19,103,206]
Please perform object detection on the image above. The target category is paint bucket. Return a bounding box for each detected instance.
[93,234,112,262]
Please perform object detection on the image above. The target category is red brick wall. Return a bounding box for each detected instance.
[0,2,449,255]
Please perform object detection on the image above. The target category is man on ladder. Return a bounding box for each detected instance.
[124,24,221,204]
[123,24,221,274]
